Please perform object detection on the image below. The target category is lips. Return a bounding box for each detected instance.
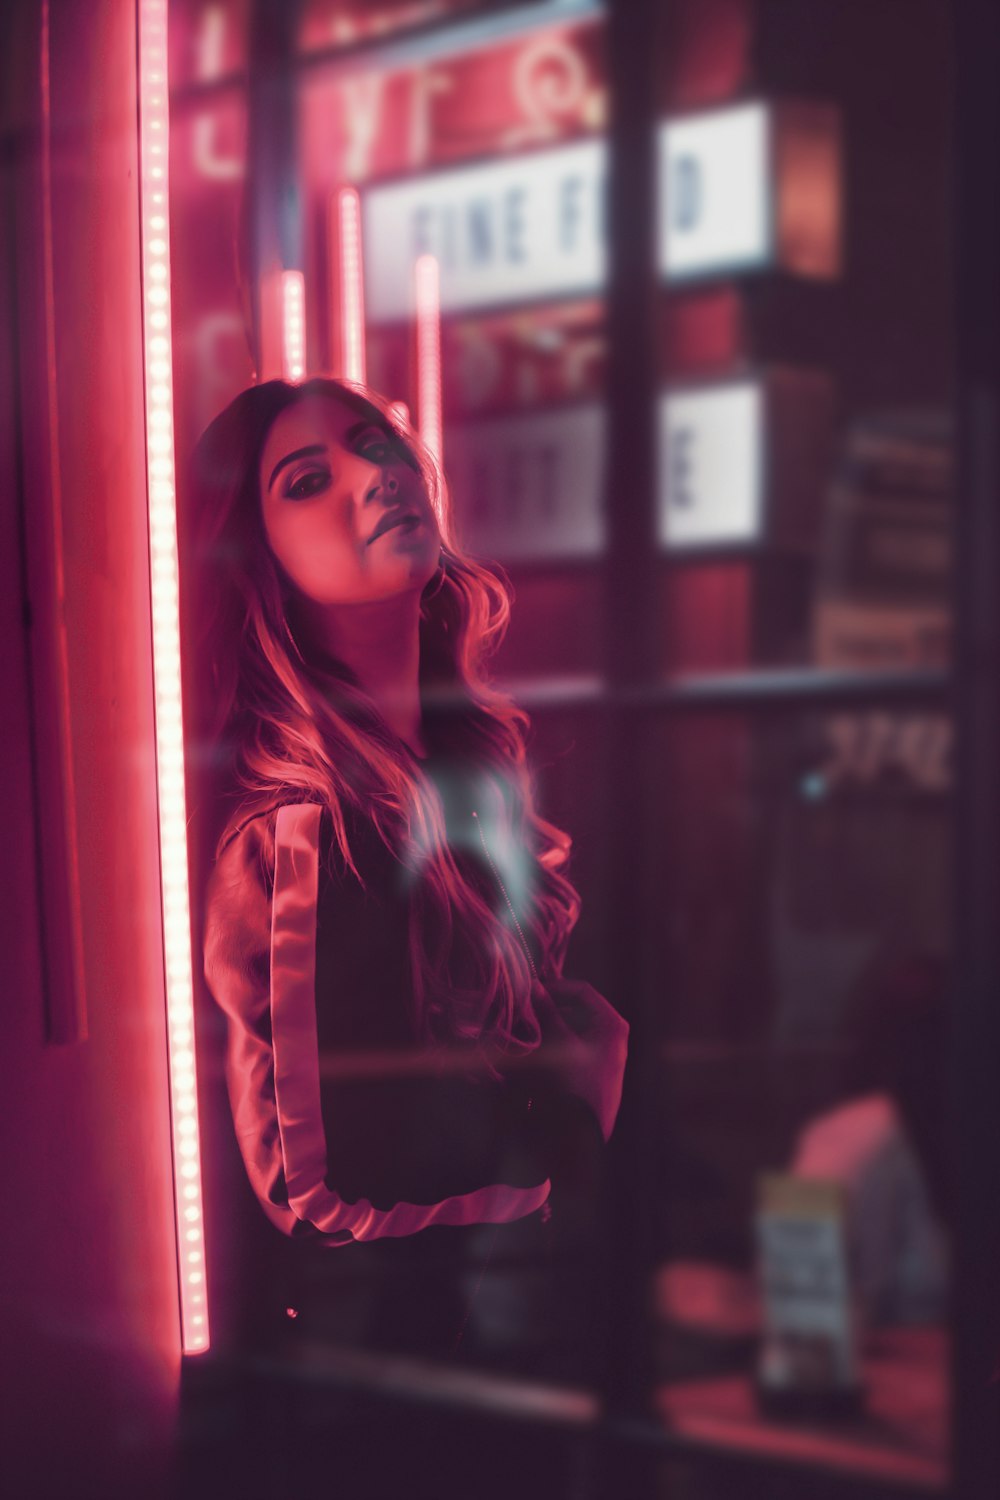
[367,506,420,544]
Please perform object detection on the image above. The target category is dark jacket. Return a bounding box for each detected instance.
[202,775,607,1249]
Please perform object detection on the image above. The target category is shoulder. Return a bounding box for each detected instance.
[207,798,328,921]
[215,794,326,863]
[204,798,327,978]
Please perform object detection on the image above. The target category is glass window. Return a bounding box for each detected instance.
[168,1,959,1492]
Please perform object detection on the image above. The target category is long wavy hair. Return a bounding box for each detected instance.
[181,377,581,1074]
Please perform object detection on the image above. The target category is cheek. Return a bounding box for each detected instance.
[268,512,360,590]
[269,525,367,600]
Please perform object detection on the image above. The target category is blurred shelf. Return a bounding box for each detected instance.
[494,668,952,713]
[659,1039,852,1065]
[495,672,609,707]
[247,1340,600,1429]
[651,1327,950,1495]
[628,668,953,712]
[193,1324,947,1496]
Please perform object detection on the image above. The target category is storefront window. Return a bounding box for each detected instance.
[168,0,957,1491]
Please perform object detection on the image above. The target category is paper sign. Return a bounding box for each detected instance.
[756,1173,860,1394]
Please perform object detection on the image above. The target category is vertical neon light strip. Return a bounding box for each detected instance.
[281,269,306,382]
[138,0,209,1356]
[337,187,366,383]
[415,254,442,465]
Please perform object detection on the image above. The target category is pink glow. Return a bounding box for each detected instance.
[335,187,366,382]
[415,253,442,464]
[139,0,209,1356]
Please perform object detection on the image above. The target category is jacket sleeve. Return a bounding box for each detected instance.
[203,809,338,1243]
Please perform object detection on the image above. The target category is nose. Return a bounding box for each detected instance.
[362,468,398,506]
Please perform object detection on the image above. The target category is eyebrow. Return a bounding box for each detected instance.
[267,444,327,492]
[266,423,383,492]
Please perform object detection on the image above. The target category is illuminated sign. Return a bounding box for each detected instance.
[445,403,605,562]
[659,369,833,551]
[659,380,764,548]
[300,17,605,184]
[658,102,770,279]
[362,101,839,319]
[446,372,827,561]
[364,139,605,321]
[661,101,841,281]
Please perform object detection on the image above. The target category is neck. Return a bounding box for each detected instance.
[293,590,427,758]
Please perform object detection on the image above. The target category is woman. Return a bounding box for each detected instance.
[185,376,628,1380]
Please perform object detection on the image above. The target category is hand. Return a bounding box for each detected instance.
[527,977,630,1143]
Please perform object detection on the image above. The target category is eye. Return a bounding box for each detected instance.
[284,468,330,501]
[356,431,393,463]
[348,422,422,475]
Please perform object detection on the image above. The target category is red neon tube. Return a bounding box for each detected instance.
[335,186,366,383]
[415,253,442,464]
[138,0,209,1356]
[282,269,306,382]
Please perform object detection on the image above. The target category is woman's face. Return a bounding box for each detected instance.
[258,394,441,606]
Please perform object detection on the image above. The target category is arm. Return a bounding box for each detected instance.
[204,803,552,1243]
[535,978,630,1145]
[497,979,630,1145]
[203,808,342,1243]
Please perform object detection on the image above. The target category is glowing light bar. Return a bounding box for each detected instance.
[282,270,306,382]
[336,187,366,383]
[138,0,209,1357]
[415,254,442,465]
